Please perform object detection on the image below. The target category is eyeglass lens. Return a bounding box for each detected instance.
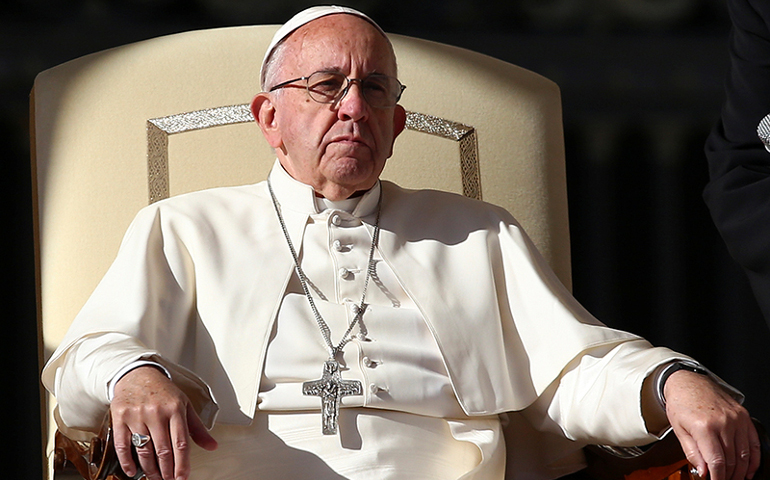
[306,72,402,107]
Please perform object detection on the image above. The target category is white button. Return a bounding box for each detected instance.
[369,384,381,394]
[338,267,350,279]
[333,240,343,251]
[349,303,359,314]
[331,215,342,226]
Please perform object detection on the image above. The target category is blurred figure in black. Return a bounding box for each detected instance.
[704,0,770,326]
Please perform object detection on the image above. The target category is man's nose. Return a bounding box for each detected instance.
[336,81,369,121]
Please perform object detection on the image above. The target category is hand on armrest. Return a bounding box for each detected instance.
[111,366,218,480]
[664,370,760,480]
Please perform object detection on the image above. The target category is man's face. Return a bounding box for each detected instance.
[252,15,406,200]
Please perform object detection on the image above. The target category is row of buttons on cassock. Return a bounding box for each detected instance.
[329,211,387,394]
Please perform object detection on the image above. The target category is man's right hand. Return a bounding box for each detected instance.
[110,366,218,480]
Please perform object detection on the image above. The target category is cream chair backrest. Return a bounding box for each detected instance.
[31,25,569,478]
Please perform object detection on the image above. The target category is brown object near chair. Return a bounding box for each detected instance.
[52,413,138,480]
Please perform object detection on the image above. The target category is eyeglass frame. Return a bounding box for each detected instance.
[268,70,406,108]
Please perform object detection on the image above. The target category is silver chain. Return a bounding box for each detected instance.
[267,177,382,359]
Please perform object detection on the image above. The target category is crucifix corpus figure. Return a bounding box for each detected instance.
[303,360,364,435]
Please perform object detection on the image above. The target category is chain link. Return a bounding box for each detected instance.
[267,177,381,359]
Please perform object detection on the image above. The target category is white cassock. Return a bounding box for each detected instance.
[43,161,692,479]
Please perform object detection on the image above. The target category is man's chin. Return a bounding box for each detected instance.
[323,170,381,199]
[326,156,380,179]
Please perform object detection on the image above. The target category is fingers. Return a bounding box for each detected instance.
[111,401,216,479]
[169,406,192,480]
[682,427,731,480]
[128,403,217,480]
[677,429,709,479]
[709,430,730,480]
[112,416,140,478]
[672,413,761,480]
[731,423,752,480]
[699,415,761,480]
[111,420,166,480]
[746,422,762,479]
[110,366,196,480]
[662,369,764,480]
[743,421,762,480]
[111,414,187,480]
[145,419,175,480]
[133,427,163,480]
[675,417,754,480]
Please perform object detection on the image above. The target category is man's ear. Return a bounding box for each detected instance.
[386,104,407,159]
[393,104,407,139]
[251,92,282,149]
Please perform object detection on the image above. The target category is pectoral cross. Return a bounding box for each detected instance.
[302,359,363,435]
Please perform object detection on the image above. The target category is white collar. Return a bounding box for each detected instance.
[267,160,381,218]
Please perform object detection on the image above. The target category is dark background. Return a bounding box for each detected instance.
[4,0,770,477]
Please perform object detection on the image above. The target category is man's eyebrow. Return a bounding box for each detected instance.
[315,66,391,77]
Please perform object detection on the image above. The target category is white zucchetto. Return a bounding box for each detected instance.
[260,5,386,89]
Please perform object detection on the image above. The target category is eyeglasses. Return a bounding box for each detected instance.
[269,71,406,108]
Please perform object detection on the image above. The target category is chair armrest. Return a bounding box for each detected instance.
[52,412,142,480]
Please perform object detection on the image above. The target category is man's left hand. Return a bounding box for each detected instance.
[664,370,761,480]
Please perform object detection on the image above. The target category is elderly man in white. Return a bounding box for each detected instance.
[42,6,760,480]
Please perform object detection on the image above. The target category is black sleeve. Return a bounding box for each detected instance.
[704,0,770,322]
